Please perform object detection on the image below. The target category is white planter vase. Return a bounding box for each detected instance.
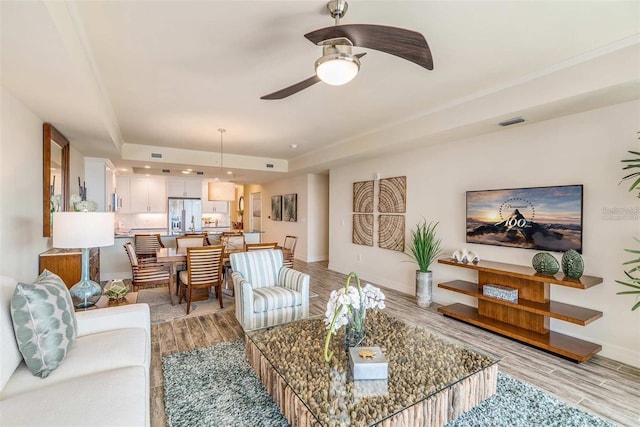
[416,271,432,308]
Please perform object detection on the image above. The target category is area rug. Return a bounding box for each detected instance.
[163,340,613,427]
[137,287,234,323]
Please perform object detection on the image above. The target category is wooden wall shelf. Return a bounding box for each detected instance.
[437,258,603,362]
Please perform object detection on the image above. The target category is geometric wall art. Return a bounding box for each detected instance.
[353,180,374,213]
[378,214,405,252]
[378,176,406,213]
[352,214,373,246]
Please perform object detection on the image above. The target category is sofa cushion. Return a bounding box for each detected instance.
[0,366,148,427]
[253,286,302,312]
[1,327,148,398]
[10,270,77,378]
[0,276,24,392]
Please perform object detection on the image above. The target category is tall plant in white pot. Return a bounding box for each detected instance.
[406,220,444,307]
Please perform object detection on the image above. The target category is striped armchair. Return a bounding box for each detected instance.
[230,249,309,330]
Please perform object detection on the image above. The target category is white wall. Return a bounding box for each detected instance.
[262,174,309,260]
[0,88,50,280]
[329,100,640,367]
[307,174,329,262]
[261,173,330,262]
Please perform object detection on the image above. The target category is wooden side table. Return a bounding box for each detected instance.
[75,292,138,312]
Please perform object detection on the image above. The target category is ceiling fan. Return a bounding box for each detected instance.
[261,0,433,100]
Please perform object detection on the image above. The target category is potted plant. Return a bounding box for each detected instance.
[405,220,444,307]
[616,237,640,311]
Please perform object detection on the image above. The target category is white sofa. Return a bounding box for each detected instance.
[0,276,151,426]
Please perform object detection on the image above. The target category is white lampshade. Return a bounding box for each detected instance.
[53,212,115,249]
[316,56,360,86]
[208,181,235,201]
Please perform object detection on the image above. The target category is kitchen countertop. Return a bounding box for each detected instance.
[115,229,262,238]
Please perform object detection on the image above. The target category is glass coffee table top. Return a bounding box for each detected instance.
[246,311,500,426]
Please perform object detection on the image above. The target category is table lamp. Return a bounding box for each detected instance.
[53,212,114,308]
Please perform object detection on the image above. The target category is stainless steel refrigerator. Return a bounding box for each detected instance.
[168,198,202,235]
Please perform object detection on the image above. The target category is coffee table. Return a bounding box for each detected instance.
[245,311,499,427]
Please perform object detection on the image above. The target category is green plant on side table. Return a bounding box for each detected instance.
[405,220,444,308]
[616,237,640,311]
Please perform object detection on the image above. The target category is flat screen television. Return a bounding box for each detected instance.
[466,185,583,253]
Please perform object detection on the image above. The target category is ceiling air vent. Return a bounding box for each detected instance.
[266,163,274,168]
[498,117,525,127]
[196,171,204,175]
[151,152,162,158]
[162,169,170,173]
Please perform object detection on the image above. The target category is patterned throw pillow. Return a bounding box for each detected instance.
[10,270,78,378]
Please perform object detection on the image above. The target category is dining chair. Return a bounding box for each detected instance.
[176,235,207,249]
[178,245,224,314]
[222,233,245,253]
[220,233,245,296]
[282,235,298,268]
[124,242,174,304]
[244,242,278,251]
[175,235,208,277]
[134,234,165,262]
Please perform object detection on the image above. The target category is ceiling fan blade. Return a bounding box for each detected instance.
[261,53,367,100]
[305,24,433,70]
[261,75,321,100]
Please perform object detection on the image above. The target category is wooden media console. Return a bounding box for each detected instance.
[437,258,603,362]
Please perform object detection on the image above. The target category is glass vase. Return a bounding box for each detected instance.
[345,301,366,348]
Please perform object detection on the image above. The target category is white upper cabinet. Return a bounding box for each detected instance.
[129,176,167,213]
[167,178,202,198]
[115,175,131,213]
[84,158,116,212]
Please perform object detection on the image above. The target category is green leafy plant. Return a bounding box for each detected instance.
[620,132,640,198]
[616,237,640,311]
[405,220,445,272]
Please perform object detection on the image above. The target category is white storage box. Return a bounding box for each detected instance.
[349,346,388,380]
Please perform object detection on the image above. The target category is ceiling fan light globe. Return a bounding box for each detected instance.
[315,54,360,86]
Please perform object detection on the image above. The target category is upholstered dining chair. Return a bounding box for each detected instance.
[124,242,174,304]
[133,234,165,262]
[175,235,207,273]
[282,235,298,268]
[176,235,206,249]
[230,249,309,330]
[178,245,224,314]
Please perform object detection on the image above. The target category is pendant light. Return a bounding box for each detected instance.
[208,128,235,201]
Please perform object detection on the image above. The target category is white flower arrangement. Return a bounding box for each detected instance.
[50,194,62,213]
[323,272,385,362]
[69,194,98,212]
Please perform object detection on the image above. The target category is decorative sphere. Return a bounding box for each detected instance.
[532,252,559,275]
[561,250,584,279]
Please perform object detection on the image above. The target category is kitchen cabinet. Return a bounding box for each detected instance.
[84,158,116,211]
[115,175,131,213]
[201,181,229,213]
[39,248,100,289]
[130,176,167,213]
[168,178,202,198]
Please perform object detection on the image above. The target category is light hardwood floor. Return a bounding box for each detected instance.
[150,260,640,427]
